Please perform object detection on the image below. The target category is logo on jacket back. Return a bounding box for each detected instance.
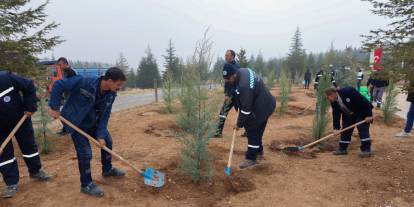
[3,96,11,103]
[346,98,350,103]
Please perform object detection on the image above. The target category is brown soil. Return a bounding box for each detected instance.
[2,87,414,207]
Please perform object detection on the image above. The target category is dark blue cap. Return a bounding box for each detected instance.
[223,63,237,79]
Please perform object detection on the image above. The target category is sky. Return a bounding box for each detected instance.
[33,0,390,69]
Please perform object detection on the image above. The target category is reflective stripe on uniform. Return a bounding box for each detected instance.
[248,145,260,149]
[339,140,350,144]
[0,87,14,99]
[22,152,39,158]
[361,138,371,142]
[0,157,16,167]
[241,110,251,115]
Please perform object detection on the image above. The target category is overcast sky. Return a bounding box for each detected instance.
[34,0,389,69]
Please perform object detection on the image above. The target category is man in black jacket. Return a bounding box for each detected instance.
[0,71,51,198]
[314,65,337,90]
[223,64,276,169]
[214,50,243,138]
[325,87,374,158]
[370,72,389,108]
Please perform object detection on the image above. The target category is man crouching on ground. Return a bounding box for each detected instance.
[48,67,126,197]
[325,87,374,158]
[222,63,276,169]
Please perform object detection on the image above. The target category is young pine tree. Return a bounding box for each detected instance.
[312,73,331,140]
[177,28,216,182]
[162,71,177,113]
[278,70,290,115]
[382,80,399,124]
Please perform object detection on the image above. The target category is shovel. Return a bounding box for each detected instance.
[0,114,28,155]
[59,116,165,188]
[284,119,369,152]
[225,113,240,177]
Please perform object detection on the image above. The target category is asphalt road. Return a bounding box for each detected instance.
[112,90,162,112]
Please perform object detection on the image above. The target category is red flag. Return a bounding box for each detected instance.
[373,47,383,71]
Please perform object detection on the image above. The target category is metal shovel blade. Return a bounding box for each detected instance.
[141,167,165,188]
[283,146,305,152]
[225,167,231,177]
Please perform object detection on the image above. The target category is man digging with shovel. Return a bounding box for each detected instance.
[0,71,51,198]
[325,87,374,158]
[223,64,276,169]
[48,67,126,197]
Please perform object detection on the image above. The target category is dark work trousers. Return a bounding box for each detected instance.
[404,102,414,133]
[216,99,234,135]
[245,121,268,161]
[71,127,113,187]
[0,118,42,186]
[339,114,371,152]
[304,79,310,89]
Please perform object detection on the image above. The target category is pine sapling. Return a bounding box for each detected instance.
[312,73,330,140]
[382,80,398,124]
[162,71,177,113]
[278,70,290,115]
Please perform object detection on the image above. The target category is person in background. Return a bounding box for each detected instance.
[356,68,364,91]
[214,49,246,138]
[304,69,311,89]
[370,72,389,108]
[395,63,414,138]
[56,57,76,78]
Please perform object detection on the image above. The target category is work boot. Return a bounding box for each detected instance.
[239,159,257,169]
[395,131,411,138]
[2,184,18,199]
[359,151,372,158]
[333,149,348,156]
[30,169,52,181]
[81,182,104,197]
[102,167,125,178]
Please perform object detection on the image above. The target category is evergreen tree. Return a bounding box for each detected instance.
[253,51,266,75]
[286,27,306,82]
[363,0,414,90]
[136,46,161,89]
[237,48,249,67]
[0,0,62,73]
[211,57,226,82]
[382,80,399,124]
[162,71,177,113]
[278,68,290,115]
[312,73,330,140]
[177,28,216,182]
[115,52,129,74]
[162,39,181,81]
[306,53,317,75]
[192,28,213,81]
[126,69,137,88]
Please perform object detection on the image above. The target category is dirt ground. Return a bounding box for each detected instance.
[1,87,414,207]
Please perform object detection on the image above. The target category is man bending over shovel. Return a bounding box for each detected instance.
[325,87,374,158]
[48,67,126,197]
[223,64,276,169]
[0,71,51,198]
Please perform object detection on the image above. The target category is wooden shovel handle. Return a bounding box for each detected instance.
[302,119,369,149]
[59,116,144,174]
[226,113,240,168]
[0,114,28,155]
